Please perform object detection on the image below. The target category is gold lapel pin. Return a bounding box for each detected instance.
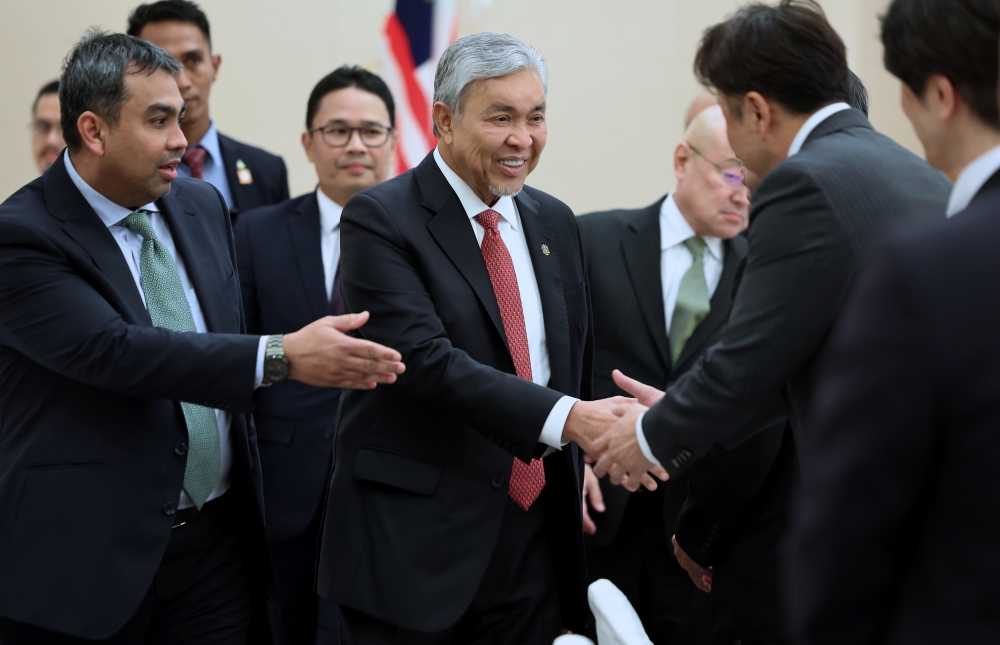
[541,244,551,256]
[236,159,253,185]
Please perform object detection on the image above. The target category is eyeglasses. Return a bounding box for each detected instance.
[688,144,745,189]
[308,123,394,148]
[30,119,62,138]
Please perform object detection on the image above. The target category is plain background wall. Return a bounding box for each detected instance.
[0,0,918,213]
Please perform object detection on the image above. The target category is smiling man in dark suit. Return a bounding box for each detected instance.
[234,65,397,645]
[0,31,403,644]
[315,32,652,645]
[128,0,289,220]
[578,106,786,644]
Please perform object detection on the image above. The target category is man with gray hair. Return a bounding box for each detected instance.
[0,30,403,643]
[316,32,648,644]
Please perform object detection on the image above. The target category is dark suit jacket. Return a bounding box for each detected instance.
[788,170,1000,645]
[578,199,784,549]
[234,192,340,541]
[316,152,592,633]
[218,132,290,220]
[640,109,952,474]
[0,154,268,639]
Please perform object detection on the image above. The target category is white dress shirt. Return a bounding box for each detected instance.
[64,150,267,509]
[316,188,344,299]
[176,120,235,209]
[946,143,1000,217]
[635,102,851,466]
[433,148,574,450]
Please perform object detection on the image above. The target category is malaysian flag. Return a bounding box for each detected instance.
[379,0,459,175]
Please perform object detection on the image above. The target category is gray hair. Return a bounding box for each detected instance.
[60,28,181,150]
[432,32,548,137]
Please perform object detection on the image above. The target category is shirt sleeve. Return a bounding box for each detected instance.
[254,336,268,388]
[636,411,662,466]
[538,395,577,449]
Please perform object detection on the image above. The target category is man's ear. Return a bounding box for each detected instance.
[302,129,316,164]
[674,142,691,180]
[433,102,455,145]
[211,53,222,82]
[76,111,108,157]
[924,73,959,124]
[744,92,770,136]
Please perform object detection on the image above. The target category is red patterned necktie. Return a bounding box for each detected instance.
[182,146,207,181]
[475,209,546,511]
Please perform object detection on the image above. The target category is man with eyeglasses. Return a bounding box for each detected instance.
[30,80,65,174]
[233,64,395,645]
[577,105,787,644]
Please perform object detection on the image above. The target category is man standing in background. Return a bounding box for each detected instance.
[579,106,786,644]
[234,65,397,645]
[128,0,289,220]
[30,80,65,174]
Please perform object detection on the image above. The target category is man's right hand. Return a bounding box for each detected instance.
[282,312,405,389]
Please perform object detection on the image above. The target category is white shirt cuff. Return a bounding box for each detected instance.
[253,336,268,389]
[635,411,661,466]
[539,395,577,450]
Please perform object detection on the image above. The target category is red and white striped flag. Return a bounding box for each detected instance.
[379,0,459,175]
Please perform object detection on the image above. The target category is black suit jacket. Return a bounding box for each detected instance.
[578,199,785,548]
[316,152,592,632]
[218,132,290,220]
[641,109,952,473]
[788,171,1000,645]
[234,192,340,541]
[0,154,268,639]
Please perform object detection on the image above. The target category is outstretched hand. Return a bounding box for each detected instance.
[282,312,406,389]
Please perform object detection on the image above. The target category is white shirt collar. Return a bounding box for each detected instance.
[63,149,160,228]
[788,102,852,157]
[192,119,223,164]
[659,192,723,261]
[945,143,1000,217]
[433,147,519,230]
[315,188,344,233]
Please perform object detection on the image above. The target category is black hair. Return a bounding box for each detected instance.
[33,80,60,113]
[306,65,396,129]
[59,29,181,150]
[848,70,870,116]
[127,0,211,48]
[881,0,999,129]
[694,0,849,115]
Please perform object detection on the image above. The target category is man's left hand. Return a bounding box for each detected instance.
[591,402,666,492]
[672,535,712,593]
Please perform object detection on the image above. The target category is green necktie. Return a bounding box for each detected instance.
[123,210,220,509]
[670,236,711,362]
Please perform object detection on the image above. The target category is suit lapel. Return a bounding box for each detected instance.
[622,200,671,373]
[45,155,151,325]
[516,191,568,391]
[421,156,509,349]
[673,235,746,372]
[287,193,329,321]
[158,188,225,332]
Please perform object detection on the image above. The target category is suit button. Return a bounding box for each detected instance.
[174,442,188,456]
[511,446,518,456]
[162,501,177,516]
[671,459,680,468]
[491,475,505,489]
[324,426,335,439]
[220,401,231,411]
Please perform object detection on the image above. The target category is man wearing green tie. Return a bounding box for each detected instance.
[0,30,403,643]
[577,105,787,644]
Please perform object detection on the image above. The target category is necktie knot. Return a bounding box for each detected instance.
[123,210,157,242]
[475,209,501,232]
[182,146,207,180]
[684,235,707,259]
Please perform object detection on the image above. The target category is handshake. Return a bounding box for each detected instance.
[562,369,670,493]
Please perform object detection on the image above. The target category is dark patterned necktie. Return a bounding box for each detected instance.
[182,146,207,181]
[475,209,546,511]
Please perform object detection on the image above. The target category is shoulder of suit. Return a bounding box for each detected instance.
[0,177,45,223]
[217,132,286,170]
[727,233,748,258]
[238,192,310,227]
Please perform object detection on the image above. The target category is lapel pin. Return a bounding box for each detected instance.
[236,159,253,185]
[541,244,551,256]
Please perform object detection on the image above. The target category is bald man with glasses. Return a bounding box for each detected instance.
[578,106,786,644]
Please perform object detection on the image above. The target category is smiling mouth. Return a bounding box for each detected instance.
[499,159,526,168]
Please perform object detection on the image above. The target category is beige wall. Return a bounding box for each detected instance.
[0,0,916,213]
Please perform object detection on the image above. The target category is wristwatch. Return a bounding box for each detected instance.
[263,334,290,383]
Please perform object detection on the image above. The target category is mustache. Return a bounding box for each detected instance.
[158,153,183,167]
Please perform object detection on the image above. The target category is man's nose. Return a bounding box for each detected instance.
[345,130,367,152]
[48,125,65,147]
[175,68,192,93]
[506,123,532,149]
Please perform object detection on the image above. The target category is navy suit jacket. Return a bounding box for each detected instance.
[234,192,341,540]
[0,154,268,639]
[218,132,290,220]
